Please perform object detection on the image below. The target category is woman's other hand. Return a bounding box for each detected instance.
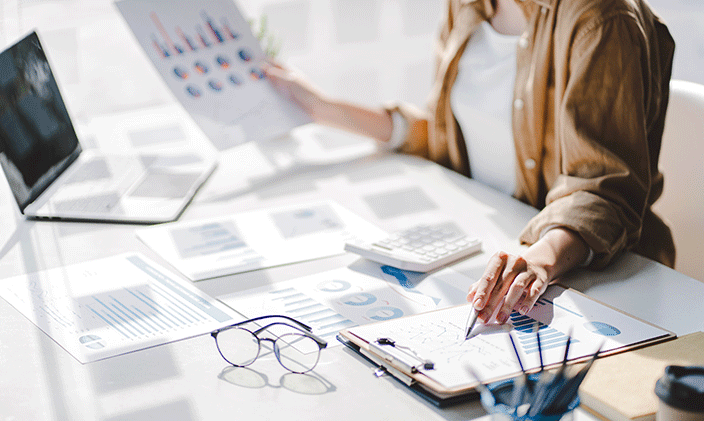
[264,61,395,143]
[264,61,328,121]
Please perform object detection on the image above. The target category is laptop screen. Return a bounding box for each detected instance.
[0,31,81,212]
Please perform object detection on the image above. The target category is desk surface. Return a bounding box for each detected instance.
[1,120,703,421]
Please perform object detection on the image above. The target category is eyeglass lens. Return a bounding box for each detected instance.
[274,333,321,373]
[216,327,260,367]
[216,327,321,373]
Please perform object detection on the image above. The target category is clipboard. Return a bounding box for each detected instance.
[337,333,479,407]
[337,285,675,407]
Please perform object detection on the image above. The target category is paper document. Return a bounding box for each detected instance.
[345,285,672,391]
[115,0,310,150]
[137,201,387,281]
[0,254,242,363]
[218,260,472,345]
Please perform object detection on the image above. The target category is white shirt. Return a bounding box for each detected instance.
[387,21,519,195]
[451,20,519,196]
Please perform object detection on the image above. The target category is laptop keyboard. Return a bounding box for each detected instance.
[47,155,206,216]
[53,192,122,213]
[51,156,145,213]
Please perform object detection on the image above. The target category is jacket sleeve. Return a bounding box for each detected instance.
[380,0,460,159]
[383,0,493,161]
[519,12,663,268]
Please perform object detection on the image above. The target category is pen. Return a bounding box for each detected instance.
[465,305,479,339]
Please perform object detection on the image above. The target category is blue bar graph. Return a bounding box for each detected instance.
[79,256,234,341]
[509,310,577,354]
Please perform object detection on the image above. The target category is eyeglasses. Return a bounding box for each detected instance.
[211,315,327,374]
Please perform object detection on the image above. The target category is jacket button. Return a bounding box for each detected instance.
[524,158,536,169]
[514,99,524,110]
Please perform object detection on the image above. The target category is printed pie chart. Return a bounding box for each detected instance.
[317,280,351,292]
[366,306,404,321]
[584,321,621,336]
[341,292,377,306]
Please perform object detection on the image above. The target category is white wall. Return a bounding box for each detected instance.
[2,0,700,121]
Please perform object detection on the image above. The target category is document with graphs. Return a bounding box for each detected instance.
[339,285,674,400]
[0,254,241,363]
[136,201,386,281]
[116,0,310,150]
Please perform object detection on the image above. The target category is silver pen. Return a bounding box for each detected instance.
[465,306,479,339]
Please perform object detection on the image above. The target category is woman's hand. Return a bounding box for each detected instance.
[265,61,395,143]
[466,227,590,324]
[264,61,328,121]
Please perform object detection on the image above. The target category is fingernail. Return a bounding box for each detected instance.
[473,298,483,309]
[497,312,508,324]
[519,305,530,315]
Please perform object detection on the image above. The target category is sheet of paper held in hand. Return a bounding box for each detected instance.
[344,285,672,392]
[136,201,387,281]
[115,0,310,150]
[0,254,242,363]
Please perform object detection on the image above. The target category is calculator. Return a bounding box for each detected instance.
[344,222,482,272]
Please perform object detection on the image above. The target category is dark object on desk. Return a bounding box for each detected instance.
[0,31,216,224]
[479,373,581,421]
[655,365,704,421]
[475,330,596,421]
[579,332,704,421]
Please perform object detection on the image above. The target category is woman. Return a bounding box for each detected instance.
[265,0,676,326]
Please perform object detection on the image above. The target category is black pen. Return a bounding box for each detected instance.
[543,342,603,414]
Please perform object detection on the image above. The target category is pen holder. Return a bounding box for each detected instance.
[480,374,580,421]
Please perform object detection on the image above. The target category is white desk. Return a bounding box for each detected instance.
[1,124,703,421]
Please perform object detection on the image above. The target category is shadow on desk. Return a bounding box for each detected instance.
[218,365,336,395]
[565,252,653,292]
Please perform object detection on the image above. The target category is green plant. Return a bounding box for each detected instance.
[249,14,282,58]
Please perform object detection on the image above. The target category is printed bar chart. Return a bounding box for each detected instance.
[148,10,240,58]
[268,287,356,340]
[509,298,577,354]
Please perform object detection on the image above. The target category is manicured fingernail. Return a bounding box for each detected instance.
[497,312,508,324]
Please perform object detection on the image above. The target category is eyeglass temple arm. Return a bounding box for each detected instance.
[211,315,327,347]
[252,321,327,348]
[213,314,312,333]
[244,314,314,331]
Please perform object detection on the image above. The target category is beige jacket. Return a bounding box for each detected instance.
[390,0,676,268]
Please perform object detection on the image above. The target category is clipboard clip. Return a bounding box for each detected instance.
[370,337,435,374]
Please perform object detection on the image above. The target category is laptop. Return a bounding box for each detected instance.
[0,31,217,223]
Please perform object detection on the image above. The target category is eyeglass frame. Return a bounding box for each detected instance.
[211,314,328,374]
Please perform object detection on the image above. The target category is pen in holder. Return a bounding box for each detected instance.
[478,373,580,421]
[470,330,600,421]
